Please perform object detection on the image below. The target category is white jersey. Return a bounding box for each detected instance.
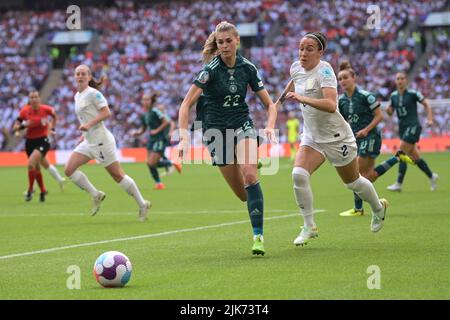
[290,60,354,143]
[74,86,115,146]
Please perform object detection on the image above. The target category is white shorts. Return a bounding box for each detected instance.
[300,134,357,167]
[73,139,118,167]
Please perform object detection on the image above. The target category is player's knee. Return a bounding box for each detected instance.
[64,167,73,177]
[345,175,365,191]
[292,167,310,187]
[243,172,257,186]
[361,170,375,182]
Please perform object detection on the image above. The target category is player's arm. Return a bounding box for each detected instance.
[48,108,57,134]
[255,89,278,142]
[150,116,170,136]
[13,117,25,132]
[285,87,337,113]
[275,79,294,106]
[79,106,111,131]
[178,84,203,157]
[421,98,434,126]
[386,103,394,116]
[356,107,383,139]
[178,85,203,138]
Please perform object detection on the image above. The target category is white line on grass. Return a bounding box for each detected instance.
[0,209,310,217]
[0,210,325,260]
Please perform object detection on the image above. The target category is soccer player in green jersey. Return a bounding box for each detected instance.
[133,93,181,190]
[178,21,277,256]
[386,72,438,192]
[337,62,414,217]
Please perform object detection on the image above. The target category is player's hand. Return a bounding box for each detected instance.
[79,124,91,131]
[355,129,368,139]
[264,127,278,143]
[285,92,302,103]
[149,129,158,136]
[178,138,189,161]
[426,119,434,127]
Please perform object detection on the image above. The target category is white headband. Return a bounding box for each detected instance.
[305,34,324,51]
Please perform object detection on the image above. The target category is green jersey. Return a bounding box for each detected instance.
[140,108,170,140]
[192,53,265,130]
[390,89,424,127]
[338,87,380,135]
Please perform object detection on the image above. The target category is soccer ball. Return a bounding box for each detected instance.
[93,251,132,288]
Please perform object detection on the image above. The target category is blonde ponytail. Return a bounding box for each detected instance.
[202,31,218,64]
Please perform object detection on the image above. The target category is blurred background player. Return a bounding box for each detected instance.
[64,65,151,221]
[13,90,59,202]
[286,111,300,161]
[279,32,388,246]
[156,103,179,177]
[337,61,414,217]
[386,72,438,192]
[178,21,277,256]
[133,93,181,189]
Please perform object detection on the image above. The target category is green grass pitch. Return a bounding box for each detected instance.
[0,153,449,299]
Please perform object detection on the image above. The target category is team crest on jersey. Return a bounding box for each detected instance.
[197,71,209,84]
[322,67,333,78]
[229,84,238,93]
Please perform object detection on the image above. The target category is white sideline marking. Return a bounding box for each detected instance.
[0,209,317,217]
[0,210,325,260]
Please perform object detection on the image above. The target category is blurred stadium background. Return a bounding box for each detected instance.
[0,0,448,156]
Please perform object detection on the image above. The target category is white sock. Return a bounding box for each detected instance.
[119,175,146,207]
[346,175,382,213]
[69,170,99,197]
[292,167,316,228]
[47,164,65,182]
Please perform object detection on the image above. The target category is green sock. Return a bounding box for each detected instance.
[397,162,407,184]
[147,165,160,183]
[354,192,363,210]
[245,182,264,236]
[374,156,399,177]
[416,158,433,179]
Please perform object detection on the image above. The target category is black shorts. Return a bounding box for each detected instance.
[25,137,50,157]
[203,121,262,167]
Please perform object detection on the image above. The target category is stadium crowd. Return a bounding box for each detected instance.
[0,0,448,151]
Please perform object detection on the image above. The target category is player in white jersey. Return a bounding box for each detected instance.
[276,32,388,245]
[64,64,151,221]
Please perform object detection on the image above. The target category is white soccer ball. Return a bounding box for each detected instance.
[93,251,132,288]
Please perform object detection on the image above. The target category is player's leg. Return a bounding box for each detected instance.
[25,146,41,201]
[30,149,47,198]
[292,144,325,245]
[41,157,66,191]
[34,162,48,202]
[218,164,247,201]
[147,151,164,189]
[65,149,105,215]
[336,158,387,232]
[340,155,371,217]
[104,161,151,222]
[402,141,438,190]
[236,137,265,255]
